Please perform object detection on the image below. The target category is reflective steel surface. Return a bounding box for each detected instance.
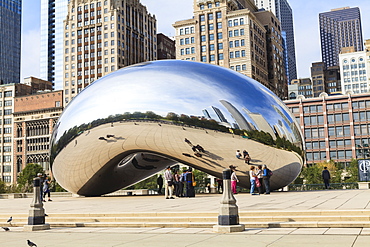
[50,60,304,196]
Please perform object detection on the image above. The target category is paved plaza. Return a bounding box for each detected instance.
[1,189,370,246]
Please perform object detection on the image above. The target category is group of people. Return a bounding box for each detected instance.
[236,150,251,164]
[158,166,196,199]
[230,164,272,195]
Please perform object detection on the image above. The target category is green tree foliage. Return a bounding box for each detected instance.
[193,169,207,187]
[17,163,44,193]
[51,181,67,192]
[345,159,359,182]
[301,164,322,184]
[131,175,158,190]
[0,180,6,193]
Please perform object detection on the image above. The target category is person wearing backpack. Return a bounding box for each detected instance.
[263,165,272,194]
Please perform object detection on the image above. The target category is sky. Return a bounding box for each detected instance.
[20,0,370,82]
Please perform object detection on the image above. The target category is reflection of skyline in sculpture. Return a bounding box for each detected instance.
[272,104,303,147]
[220,100,254,131]
[243,107,276,139]
[50,60,303,196]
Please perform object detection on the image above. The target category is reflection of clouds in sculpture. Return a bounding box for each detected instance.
[50,60,304,196]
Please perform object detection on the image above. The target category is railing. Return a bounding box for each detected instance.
[288,183,358,191]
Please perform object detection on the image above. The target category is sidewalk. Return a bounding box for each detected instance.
[1,189,370,246]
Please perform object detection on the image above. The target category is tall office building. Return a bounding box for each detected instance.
[339,41,369,94]
[254,0,297,84]
[319,7,363,68]
[173,0,287,99]
[40,0,69,90]
[0,0,21,84]
[63,0,157,104]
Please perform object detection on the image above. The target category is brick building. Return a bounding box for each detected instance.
[13,90,63,183]
[285,93,370,167]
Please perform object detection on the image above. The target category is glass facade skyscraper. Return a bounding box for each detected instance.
[319,7,363,68]
[40,0,68,90]
[254,0,297,83]
[0,0,21,84]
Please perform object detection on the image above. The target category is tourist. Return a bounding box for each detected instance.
[43,176,52,202]
[256,165,264,195]
[249,166,258,195]
[185,168,195,197]
[236,150,242,159]
[322,166,331,189]
[230,165,239,194]
[174,170,181,197]
[263,165,272,194]
[164,166,174,199]
[157,175,163,195]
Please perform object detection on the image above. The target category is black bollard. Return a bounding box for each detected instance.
[213,169,245,233]
[23,177,50,231]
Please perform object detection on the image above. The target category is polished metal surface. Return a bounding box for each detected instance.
[50,60,304,196]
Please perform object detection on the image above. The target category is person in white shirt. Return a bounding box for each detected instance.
[230,165,239,194]
[249,166,258,195]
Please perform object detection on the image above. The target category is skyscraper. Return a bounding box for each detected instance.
[173,0,288,99]
[254,0,297,83]
[0,0,21,84]
[63,0,157,104]
[40,0,69,90]
[319,7,363,68]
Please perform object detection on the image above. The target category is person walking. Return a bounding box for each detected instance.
[263,165,272,194]
[164,166,174,199]
[322,166,331,189]
[157,175,163,195]
[230,165,239,194]
[249,166,258,195]
[216,178,223,193]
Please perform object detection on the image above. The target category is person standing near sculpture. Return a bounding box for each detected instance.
[322,166,331,189]
[230,165,239,194]
[185,168,195,197]
[249,166,258,195]
[164,166,174,199]
[263,165,271,194]
[157,175,163,195]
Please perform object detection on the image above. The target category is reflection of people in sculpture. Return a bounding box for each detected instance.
[195,144,205,152]
[131,157,157,170]
[236,150,242,159]
[157,175,163,194]
[244,154,251,164]
[184,138,192,146]
[243,150,249,158]
[322,166,331,189]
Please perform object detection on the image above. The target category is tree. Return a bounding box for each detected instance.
[17,163,44,193]
[0,179,6,193]
[300,164,322,184]
[344,159,359,182]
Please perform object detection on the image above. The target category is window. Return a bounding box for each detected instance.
[201,46,206,52]
[201,35,206,42]
[229,52,234,58]
[209,44,215,51]
[200,4,204,10]
[209,24,214,30]
[208,13,213,20]
[201,56,206,62]
[216,12,221,19]
[210,54,215,61]
[209,34,214,41]
[217,22,222,29]
[218,43,223,49]
[200,15,205,22]
[217,32,222,39]
[218,53,224,60]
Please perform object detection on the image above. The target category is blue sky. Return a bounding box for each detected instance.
[20,0,370,82]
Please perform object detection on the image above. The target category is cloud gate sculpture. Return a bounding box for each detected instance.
[50,60,304,196]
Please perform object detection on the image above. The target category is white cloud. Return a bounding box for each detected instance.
[20,29,40,82]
